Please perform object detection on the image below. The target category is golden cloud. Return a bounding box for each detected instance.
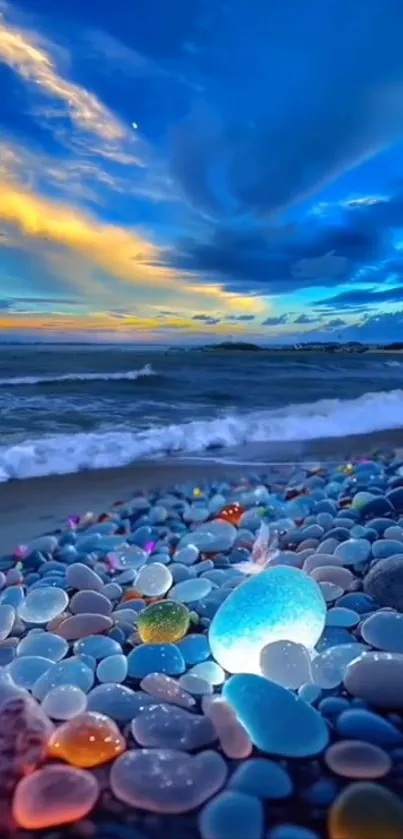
[0,310,248,336]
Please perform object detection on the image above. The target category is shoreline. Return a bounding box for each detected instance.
[1,428,403,555]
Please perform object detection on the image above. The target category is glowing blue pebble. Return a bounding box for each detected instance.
[73,635,122,660]
[127,644,185,678]
[169,578,213,604]
[209,566,326,674]
[229,758,293,800]
[199,791,263,839]
[96,654,128,683]
[223,674,329,758]
[177,633,211,665]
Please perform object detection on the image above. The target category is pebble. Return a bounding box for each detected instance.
[360,610,403,652]
[137,600,190,644]
[18,587,69,623]
[328,782,403,839]
[41,684,88,719]
[203,696,252,758]
[344,651,403,708]
[140,673,196,708]
[364,556,403,610]
[17,631,68,661]
[325,739,392,779]
[12,764,100,829]
[70,590,113,615]
[260,640,312,689]
[229,757,293,799]
[54,613,113,640]
[128,643,186,678]
[131,703,216,750]
[336,709,402,746]
[199,790,263,839]
[135,563,173,597]
[96,654,128,683]
[0,604,15,640]
[49,710,125,766]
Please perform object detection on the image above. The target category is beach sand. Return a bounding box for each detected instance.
[1,429,403,555]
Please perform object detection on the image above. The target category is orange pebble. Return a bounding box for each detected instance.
[12,764,99,830]
[121,588,144,603]
[48,711,125,768]
[217,502,245,526]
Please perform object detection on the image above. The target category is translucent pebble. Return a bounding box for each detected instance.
[73,634,122,660]
[69,590,112,616]
[199,790,263,839]
[136,563,173,597]
[49,710,125,767]
[223,674,328,758]
[96,654,128,683]
[326,608,360,628]
[87,683,153,721]
[173,545,200,565]
[131,703,216,750]
[17,631,68,661]
[55,613,113,641]
[102,582,123,600]
[178,633,211,664]
[298,683,322,704]
[114,545,148,570]
[179,520,237,553]
[137,600,190,644]
[328,782,403,839]
[7,655,53,689]
[12,764,99,829]
[18,588,68,624]
[169,578,213,603]
[336,709,402,746]
[65,563,104,591]
[325,739,391,779]
[209,566,326,674]
[312,644,368,689]
[110,748,228,813]
[260,641,312,690]
[360,611,403,653]
[42,684,87,719]
[229,757,293,799]
[32,658,94,701]
[344,652,403,708]
[190,661,225,686]
[179,673,213,696]
[0,604,15,641]
[128,643,185,678]
[203,697,252,759]
[140,673,195,708]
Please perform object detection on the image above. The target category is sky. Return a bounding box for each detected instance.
[1,0,403,344]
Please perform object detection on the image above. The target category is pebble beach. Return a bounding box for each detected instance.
[1,450,403,838]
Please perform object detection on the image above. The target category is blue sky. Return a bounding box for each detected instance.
[1,0,403,343]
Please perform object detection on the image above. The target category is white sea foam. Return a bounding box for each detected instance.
[0,364,155,386]
[1,388,403,481]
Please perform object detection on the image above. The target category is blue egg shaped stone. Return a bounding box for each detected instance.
[127,643,185,678]
[209,566,326,674]
[199,791,263,839]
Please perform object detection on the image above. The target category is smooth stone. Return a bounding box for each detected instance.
[223,674,329,757]
[360,611,403,652]
[140,673,195,709]
[66,563,104,592]
[32,658,94,701]
[209,566,326,674]
[0,604,15,641]
[96,654,128,683]
[55,613,113,640]
[179,521,237,553]
[199,791,263,839]
[110,748,228,813]
[364,556,403,611]
[189,661,225,686]
[69,590,112,616]
[18,588,68,624]
[372,540,403,559]
[325,739,391,779]
[344,652,403,708]
[260,641,312,689]
[334,539,371,565]
[27,535,58,554]
[17,631,68,661]
[7,655,53,689]
[131,703,216,750]
[312,644,368,689]
[179,674,214,696]
[303,555,346,573]
[87,684,154,721]
[360,497,394,519]
[128,644,185,678]
[41,684,88,719]
[336,709,402,746]
[310,567,353,589]
[135,563,173,597]
[169,578,213,603]
[12,764,99,829]
[73,635,122,660]
[328,782,403,839]
[386,487,403,511]
[319,582,344,602]
[202,696,252,758]
[102,582,123,600]
[336,593,375,613]
[326,608,360,628]
[229,758,293,799]
[48,710,125,767]
[174,546,200,566]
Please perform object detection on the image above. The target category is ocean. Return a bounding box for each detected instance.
[1,344,403,482]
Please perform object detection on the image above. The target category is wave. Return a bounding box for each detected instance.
[1,388,403,481]
[0,364,155,387]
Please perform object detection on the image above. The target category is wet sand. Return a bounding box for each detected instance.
[1,428,403,555]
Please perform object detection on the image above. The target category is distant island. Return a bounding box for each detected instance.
[201,341,403,353]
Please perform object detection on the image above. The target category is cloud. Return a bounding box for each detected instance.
[315,284,403,310]
[262,314,289,326]
[293,314,316,324]
[291,252,349,279]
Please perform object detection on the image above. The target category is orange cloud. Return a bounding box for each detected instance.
[0,311,248,335]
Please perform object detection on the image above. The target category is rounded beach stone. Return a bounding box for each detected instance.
[18,588,69,624]
[41,684,87,720]
[179,673,214,696]
[65,563,104,592]
[189,661,225,686]
[334,539,371,565]
[325,739,391,779]
[209,566,326,674]
[328,782,403,839]
[364,556,403,610]
[326,607,359,628]
[223,674,328,757]
[178,633,210,664]
[7,655,53,689]
[199,790,263,839]
[86,683,153,721]
[135,563,173,597]
[311,643,368,689]
[260,640,312,690]
[179,520,237,553]
[54,613,113,641]
[69,590,112,616]
[169,578,213,604]
[360,610,403,652]
[137,600,190,644]
[0,604,15,641]
[12,764,99,829]
[48,710,125,767]
[229,757,293,799]
[74,634,122,659]
[96,654,128,683]
[17,631,68,661]
[344,651,403,708]
[128,643,186,678]
[336,709,402,747]
[32,658,94,701]
[110,748,228,813]
[140,673,195,708]
[310,566,353,589]
[131,703,216,750]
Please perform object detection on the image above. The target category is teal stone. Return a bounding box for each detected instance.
[96,654,128,683]
[177,634,211,665]
[229,758,293,799]
[169,578,213,604]
[199,791,263,839]
[17,632,68,661]
[223,674,329,757]
[73,634,122,660]
[209,566,326,674]
[127,643,186,678]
